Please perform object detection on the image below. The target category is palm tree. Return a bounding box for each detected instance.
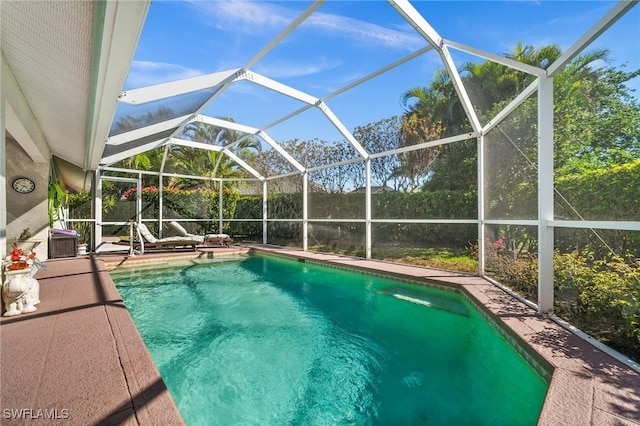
[401,69,468,136]
[169,119,261,189]
[399,43,612,191]
[181,121,219,144]
[181,118,261,151]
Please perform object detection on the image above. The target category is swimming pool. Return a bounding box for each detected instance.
[111,253,549,425]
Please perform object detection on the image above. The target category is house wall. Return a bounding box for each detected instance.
[4,136,49,260]
[2,51,51,260]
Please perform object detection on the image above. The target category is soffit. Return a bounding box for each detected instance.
[2,1,150,171]
[1,1,93,167]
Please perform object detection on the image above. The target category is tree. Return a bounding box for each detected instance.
[401,69,475,191]
[121,147,165,174]
[308,142,360,193]
[554,65,640,175]
[402,43,639,194]
[401,69,471,135]
[252,139,362,194]
[397,114,446,191]
[352,117,402,190]
[181,119,260,151]
[170,119,261,189]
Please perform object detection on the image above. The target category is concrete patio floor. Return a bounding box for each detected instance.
[0,256,185,425]
[1,245,638,425]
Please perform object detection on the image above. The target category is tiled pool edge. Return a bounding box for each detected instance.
[101,247,250,271]
[248,245,640,425]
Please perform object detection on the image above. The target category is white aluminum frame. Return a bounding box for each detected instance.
[98,175,141,255]
[87,0,638,319]
[537,76,554,313]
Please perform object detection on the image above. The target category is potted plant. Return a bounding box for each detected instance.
[77,242,88,256]
[48,181,67,228]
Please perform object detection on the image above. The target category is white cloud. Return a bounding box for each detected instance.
[186,0,423,51]
[254,57,341,79]
[126,61,205,88]
[305,12,423,51]
[185,0,291,31]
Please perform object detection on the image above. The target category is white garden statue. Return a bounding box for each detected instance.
[2,272,40,316]
[2,248,41,316]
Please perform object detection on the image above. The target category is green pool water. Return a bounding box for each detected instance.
[111,254,549,425]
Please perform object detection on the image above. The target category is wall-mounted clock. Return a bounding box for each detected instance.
[12,177,36,194]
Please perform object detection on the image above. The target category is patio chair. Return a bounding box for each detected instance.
[134,222,203,254]
[167,221,201,239]
[168,221,233,247]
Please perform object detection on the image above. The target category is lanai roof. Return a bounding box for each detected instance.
[101,1,636,182]
[2,1,637,180]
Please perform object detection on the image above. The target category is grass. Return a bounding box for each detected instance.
[371,246,478,274]
[298,242,479,274]
[242,236,479,274]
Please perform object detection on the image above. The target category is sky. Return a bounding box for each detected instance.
[124,0,640,144]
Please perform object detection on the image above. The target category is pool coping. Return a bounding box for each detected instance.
[2,245,638,425]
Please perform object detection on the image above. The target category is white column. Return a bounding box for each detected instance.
[158,145,169,237]
[303,173,308,251]
[137,173,142,226]
[219,180,223,233]
[0,90,6,259]
[477,135,485,275]
[93,170,102,248]
[158,174,163,237]
[262,181,268,244]
[365,158,372,259]
[538,76,554,314]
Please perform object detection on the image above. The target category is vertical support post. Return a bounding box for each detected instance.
[303,172,308,251]
[93,170,102,249]
[158,174,164,237]
[0,92,6,260]
[477,135,485,275]
[538,76,554,314]
[365,158,372,259]
[137,173,142,228]
[158,145,169,238]
[262,180,268,245]
[219,180,224,234]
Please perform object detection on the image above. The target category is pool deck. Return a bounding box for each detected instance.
[1,244,639,425]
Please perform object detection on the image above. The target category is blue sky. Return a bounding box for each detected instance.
[125,1,640,143]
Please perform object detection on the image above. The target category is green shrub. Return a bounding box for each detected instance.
[554,250,640,360]
[483,242,639,362]
[126,186,239,234]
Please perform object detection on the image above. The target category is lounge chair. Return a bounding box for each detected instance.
[133,222,203,254]
[168,221,233,247]
[167,221,201,239]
